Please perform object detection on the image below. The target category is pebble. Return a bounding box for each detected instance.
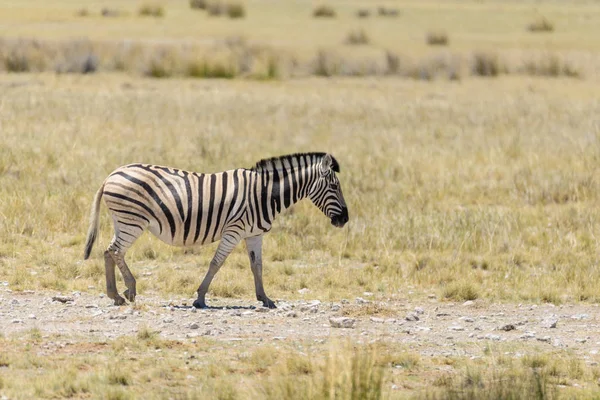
[28,314,36,319]
[541,317,558,329]
[329,317,356,329]
[163,317,174,323]
[297,288,310,294]
[286,311,298,318]
[330,304,341,312]
[449,325,464,331]
[537,336,552,343]
[11,319,23,324]
[189,323,199,330]
[460,317,474,323]
[52,296,74,303]
[405,313,419,322]
[414,307,424,315]
[355,297,369,305]
[462,301,474,306]
[571,314,589,320]
[520,331,536,339]
[500,324,516,332]
[370,317,385,323]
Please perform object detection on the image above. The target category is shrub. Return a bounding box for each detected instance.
[521,54,580,78]
[345,29,370,45]
[356,9,370,18]
[528,16,554,32]
[313,5,336,18]
[138,3,165,17]
[76,8,90,17]
[227,3,245,19]
[470,51,503,77]
[189,0,208,10]
[426,31,449,46]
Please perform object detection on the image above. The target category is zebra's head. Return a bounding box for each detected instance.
[308,154,349,228]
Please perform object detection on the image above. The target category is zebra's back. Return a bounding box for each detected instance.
[102,163,249,246]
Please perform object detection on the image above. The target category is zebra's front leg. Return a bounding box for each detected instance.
[245,236,276,309]
[193,233,240,309]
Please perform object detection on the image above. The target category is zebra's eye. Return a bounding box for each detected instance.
[330,182,339,191]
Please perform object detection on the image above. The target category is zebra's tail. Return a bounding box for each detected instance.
[84,185,104,260]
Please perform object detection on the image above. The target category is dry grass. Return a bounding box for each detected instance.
[138,3,165,18]
[313,5,336,18]
[427,31,449,46]
[345,29,370,46]
[528,16,555,33]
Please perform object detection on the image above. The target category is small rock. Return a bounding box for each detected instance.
[286,311,298,318]
[405,313,419,322]
[460,317,475,323]
[462,300,474,306]
[242,311,253,316]
[298,288,310,294]
[28,314,36,319]
[190,307,197,313]
[500,324,516,332]
[52,296,74,303]
[355,297,369,305]
[255,307,270,313]
[436,312,450,317]
[85,304,99,309]
[329,317,356,329]
[370,317,385,323]
[537,336,552,343]
[486,334,502,341]
[427,294,436,299]
[520,331,536,339]
[363,292,373,297]
[385,318,397,324]
[11,299,19,305]
[414,307,425,315]
[330,304,341,312]
[541,317,558,329]
[163,317,174,323]
[11,319,23,324]
[571,314,589,320]
[189,323,199,330]
[449,325,464,331]
[109,314,127,320]
[576,338,588,344]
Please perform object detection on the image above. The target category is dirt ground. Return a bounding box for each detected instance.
[1,286,599,365]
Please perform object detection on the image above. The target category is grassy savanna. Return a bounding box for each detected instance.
[1,333,599,399]
[2,0,600,398]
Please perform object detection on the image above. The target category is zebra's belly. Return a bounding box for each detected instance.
[147,221,225,247]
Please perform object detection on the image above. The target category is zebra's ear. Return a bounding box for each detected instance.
[320,154,333,175]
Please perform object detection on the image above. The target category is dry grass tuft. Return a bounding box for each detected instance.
[427,31,449,46]
[76,8,90,17]
[189,0,208,10]
[345,29,370,46]
[378,7,400,17]
[207,1,225,16]
[528,16,554,33]
[138,3,165,18]
[226,3,246,19]
[313,5,336,18]
[356,9,370,18]
[470,51,503,77]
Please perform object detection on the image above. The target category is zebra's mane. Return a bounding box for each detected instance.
[251,152,340,173]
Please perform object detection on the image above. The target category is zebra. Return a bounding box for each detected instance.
[83,152,349,309]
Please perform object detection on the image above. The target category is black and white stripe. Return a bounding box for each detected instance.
[84,152,348,308]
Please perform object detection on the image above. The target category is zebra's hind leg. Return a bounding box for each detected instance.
[112,249,137,302]
[245,236,276,309]
[193,232,241,309]
[104,250,126,306]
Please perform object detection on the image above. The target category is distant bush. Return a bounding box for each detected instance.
[186,59,236,78]
[426,31,449,46]
[521,54,580,78]
[470,51,503,77]
[76,8,90,17]
[528,16,554,32]
[226,3,245,19]
[313,5,336,18]
[356,9,370,18]
[189,0,208,10]
[345,29,370,46]
[378,7,399,17]
[138,3,165,17]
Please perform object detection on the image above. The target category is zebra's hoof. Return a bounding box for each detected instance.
[193,299,208,309]
[113,296,126,306]
[124,289,136,302]
[263,299,277,309]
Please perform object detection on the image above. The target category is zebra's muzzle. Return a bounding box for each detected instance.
[331,207,349,228]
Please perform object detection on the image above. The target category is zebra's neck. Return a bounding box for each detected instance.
[256,162,319,225]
